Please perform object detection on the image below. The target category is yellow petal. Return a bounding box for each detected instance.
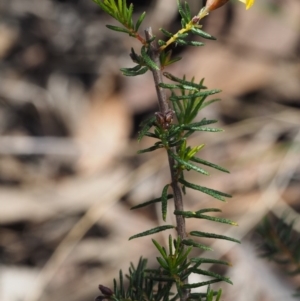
[238,0,255,9]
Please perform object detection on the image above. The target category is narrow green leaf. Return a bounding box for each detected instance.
[163,72,206,90]
[196,208,222,214]
[162,184,170,221]
[129,225,175,240]
[135,12,146,31]
[137,144,162,154]
[185,41,205,47]
[185,127,223,133]
[190,157,229,173]
[152,239,168,261]
[177,261,192,275]
[156,257,169,270]
[164,56,182,66]
[146,275,175,282]
[159,83,198,91]
[141,46,159,70]
[168,151,209,175]
[191,28,216,40]
[176,39,188,46]
[168,235,173,257]
[216,289,222,301]
[190,257,232,267]
[144,132,159,139]
[121,66,148,76]
[174,210,237,226]
[184,1,192,20]
[127,3,134,29]
[160,28,174,38]
[187,119,218,127]
[106,24,130,33]
[169,89,221,101]
[200,98,221,109]
[183,279,222,289]
[137,115,156,141]
[129,47,140,63]
[118,0,123,15]
[113,278,117,295]
[131,194,173,210]
[179,178,231,202]
[177,33,189,39]
[123,64,144,72]
[177,0,186,20]
[191,268,233,284]
[176,246,193,266]
[119,269,124,296]
[172,97,183,123]
[182,238,213,251]
[94,1,115,17]
[158,40,167,46]
[190,231,240,244]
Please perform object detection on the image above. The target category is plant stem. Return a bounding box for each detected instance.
[145,27,189,301]
[144,28,169,114]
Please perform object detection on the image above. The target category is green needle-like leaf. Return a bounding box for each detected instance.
[190,157,229,173]
[176,247,193,266]
[184,1,192,20]
[168,151,209,175]
[121,66,149,76]
[141,46,159,70]
[191,28,216,40]
[177,0,189,23]
[191,268,233,285]
[106,24,130,33]
[190,231,241,244]
[152,239,168,260]
[137,143,163,154]
[137,115,156,142]
[156,256,169,270]
[185,41,205,47]
[179,178,231,202]
[190,257,231,267]
[135,11,146,31]
[187,119,218,127]
[176,39,188,46]
[161,184,170,221]
[182,239,213,251]
[183,279,222,289]
[186,127,223,133]
[163,72,206,90]
[169,89,221,101]
[159,83,198,91]
[131,194,173,210]
[127,3,134,28]
[160,28,174,38]
[200,98,221,109]
[129,225,175,240]
[196,208,222,214]
[174,210,237,226]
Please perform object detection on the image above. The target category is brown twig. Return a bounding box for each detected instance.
[145,27,188,301]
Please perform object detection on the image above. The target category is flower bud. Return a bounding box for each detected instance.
[198,0,255,19]
[98,285,113,296]
[205,0,230,12]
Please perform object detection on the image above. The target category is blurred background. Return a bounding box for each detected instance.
[0,0,300,300]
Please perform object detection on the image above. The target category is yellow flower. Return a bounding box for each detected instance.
[238,0,255,10]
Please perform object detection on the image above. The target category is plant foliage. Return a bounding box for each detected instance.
[92,0,243,300]
[95,256,224,301]
[257,214,300,297]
